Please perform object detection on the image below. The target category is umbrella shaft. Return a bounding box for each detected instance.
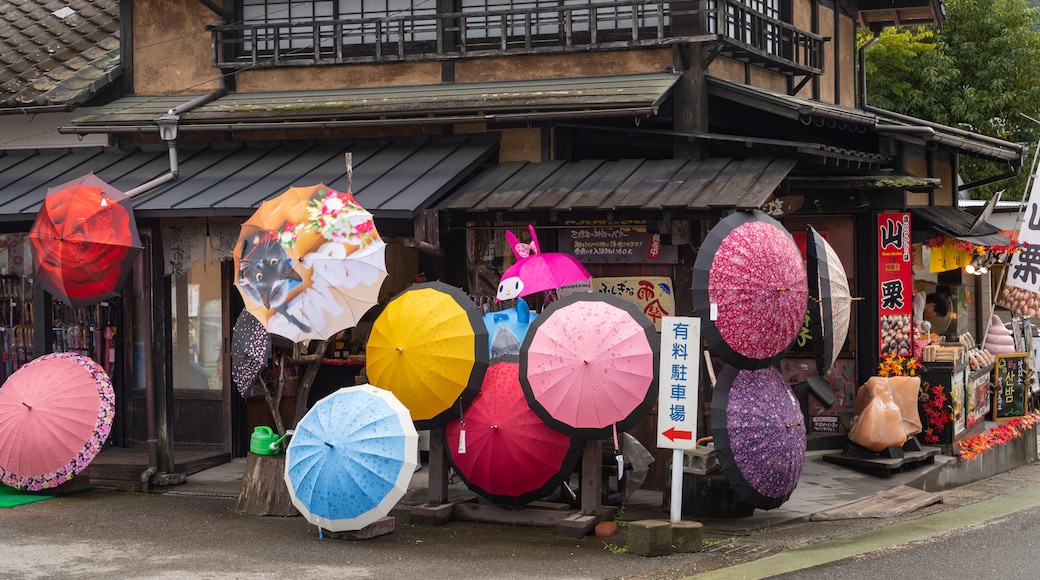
[21,401,30,409]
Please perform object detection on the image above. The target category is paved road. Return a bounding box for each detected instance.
[3,461,1040,579]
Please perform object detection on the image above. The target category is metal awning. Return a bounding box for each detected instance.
[0,137,498,221]
[441,157,796,213]
[910,206,1011,247]
[64,73,681,133]
[706,76,1024,167]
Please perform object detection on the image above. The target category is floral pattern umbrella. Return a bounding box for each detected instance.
[0,352,115,491]
[710,364,805,510]
[233,184,387,343]
[445,357,581,505]
[29,174,142,309]
[231,310,271,399]
[693,210,808,370]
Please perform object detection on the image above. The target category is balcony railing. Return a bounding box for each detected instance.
[210,0,823,77]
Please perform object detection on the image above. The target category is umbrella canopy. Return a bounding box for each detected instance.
[711,364,806,510]
[497,225,592,301]
[366,281,489,430]
[233,184,388,343]
[806,226,852,377]
[231,310,271,399]
[693,210,808,370]
[445,357,581,505]
[284,384,418,532]
[28,174,142,309]
[519,292,658,439]
[0,352,115,491]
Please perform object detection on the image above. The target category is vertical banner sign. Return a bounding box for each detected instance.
[877,213,913,358]
[1007,169,1040,293]
[658,316,700,450]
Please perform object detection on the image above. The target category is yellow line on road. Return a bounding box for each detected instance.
[690,484,1040,579]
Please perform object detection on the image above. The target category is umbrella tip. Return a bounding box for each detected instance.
[22,401,31,409]
[324,441,334,448]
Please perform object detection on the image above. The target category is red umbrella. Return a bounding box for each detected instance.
[0,352,115,491]
[29,174,142,309]
[445,357,581,505]
[519,292,658,440]
[692,210,808,369]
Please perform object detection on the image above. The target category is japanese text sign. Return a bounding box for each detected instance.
[1007,171,1040,293]
[993,353,1030,421]
[658,316,699,450]
[594,276,674,331]
[877,213,913,358]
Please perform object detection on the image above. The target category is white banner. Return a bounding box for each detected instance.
[1006,160,1040,292]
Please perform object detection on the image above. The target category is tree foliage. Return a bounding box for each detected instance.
[862,0,1040,199]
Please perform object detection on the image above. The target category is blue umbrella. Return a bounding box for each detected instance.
[284,384,418,532]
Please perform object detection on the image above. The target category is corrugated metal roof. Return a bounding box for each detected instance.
[0,0,121,109]
[441,157,795,212]
[68,73,681,129]
[0,137,498,221]
[706,76,1024,166]
[911,206,1010,247]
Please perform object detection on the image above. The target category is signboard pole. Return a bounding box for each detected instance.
[658,316,700,524]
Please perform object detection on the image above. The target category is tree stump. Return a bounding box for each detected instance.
[235,453,299,517]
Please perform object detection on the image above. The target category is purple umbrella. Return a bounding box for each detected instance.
[711,364,806,510]
[232,310,271,398]
[692,211,808,370]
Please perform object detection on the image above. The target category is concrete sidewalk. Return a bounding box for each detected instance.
[165,447,952,535]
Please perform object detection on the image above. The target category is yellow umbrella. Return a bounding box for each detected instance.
[366,281,488,429]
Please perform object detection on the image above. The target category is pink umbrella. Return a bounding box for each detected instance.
[445,357,581,505]
[519,293,658,439]
[0,352,115,491]
[692,210,808,369]
[497,225,592,301]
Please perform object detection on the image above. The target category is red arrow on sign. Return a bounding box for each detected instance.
[662,427,693,441]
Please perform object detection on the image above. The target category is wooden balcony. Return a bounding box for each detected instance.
[209,0,823,79]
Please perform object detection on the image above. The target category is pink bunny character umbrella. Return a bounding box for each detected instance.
[496,225,592,301]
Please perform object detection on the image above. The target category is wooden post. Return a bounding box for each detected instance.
[580,439,603,516]
[427,428,449,504]
[235,452,299,517]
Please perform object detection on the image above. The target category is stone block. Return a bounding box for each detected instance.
[671,520,704,552]
[326,516,395,540]
[627,519,672,557]
[556,514,597,538]
[408,501,455,525]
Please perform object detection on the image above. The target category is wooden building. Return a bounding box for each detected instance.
[0,0,1023,491]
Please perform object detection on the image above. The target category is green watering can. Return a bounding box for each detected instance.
[249,426,293,456]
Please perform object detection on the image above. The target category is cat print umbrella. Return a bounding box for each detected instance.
[233,184,388,343]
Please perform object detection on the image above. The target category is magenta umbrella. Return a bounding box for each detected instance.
[497,225,592,301]
[445,357,581,505]
[0,352,115,491]
[692,210,808,369]
[519,292,658,439]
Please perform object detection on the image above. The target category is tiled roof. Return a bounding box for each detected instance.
[0,0,120,109]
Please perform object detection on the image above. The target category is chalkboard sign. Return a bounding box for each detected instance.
[993,353,1030,421]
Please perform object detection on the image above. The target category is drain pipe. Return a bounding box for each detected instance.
[858,30,880,110]
[136,89,224,490]
[125,89,226,198]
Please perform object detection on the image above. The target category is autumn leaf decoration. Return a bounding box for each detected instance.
[957,411,1040,460]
